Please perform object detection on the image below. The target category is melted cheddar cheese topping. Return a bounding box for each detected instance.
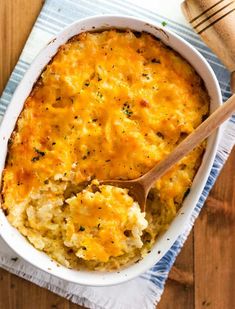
[1,30,209,270]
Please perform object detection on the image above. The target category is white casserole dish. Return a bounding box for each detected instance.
[0,15,222,286]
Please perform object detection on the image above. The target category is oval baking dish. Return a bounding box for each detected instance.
[0,15,222,286]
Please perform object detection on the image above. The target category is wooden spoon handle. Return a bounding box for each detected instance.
[140,95,235,189]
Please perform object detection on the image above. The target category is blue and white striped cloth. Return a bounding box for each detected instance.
[0,1,234,308]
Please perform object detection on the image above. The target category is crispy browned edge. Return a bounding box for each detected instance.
[0,28,210,211]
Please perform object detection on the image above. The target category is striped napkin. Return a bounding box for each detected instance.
[0,0,234,308]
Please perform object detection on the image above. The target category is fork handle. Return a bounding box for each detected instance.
[140,94,235,190]
[181,0,235,92]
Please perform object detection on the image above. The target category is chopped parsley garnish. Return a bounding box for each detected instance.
[156,132,164,139]
[82,150,90,160]
[97,91,103,98]
[151,58,161,64]
[84,81,90,87]
[162,21,167,27]
[122,102,133,118]
[136,48,142,54]
[34,148,45,156]
[31,156,40,162]
[142,73,150,80]
[79,226,85,231]
[32,148,45,162]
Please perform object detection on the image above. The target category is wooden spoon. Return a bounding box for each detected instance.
[101,94,235,211]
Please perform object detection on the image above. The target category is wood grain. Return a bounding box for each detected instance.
[194,150,235,309]
[181,0,235,72]
[0,0,44,94]
[158,233,195,309]
[0,1,234,308]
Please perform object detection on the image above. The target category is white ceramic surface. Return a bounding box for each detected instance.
[0,15,222,286]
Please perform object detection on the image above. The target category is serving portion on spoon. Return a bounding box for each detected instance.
[101,94,235,211]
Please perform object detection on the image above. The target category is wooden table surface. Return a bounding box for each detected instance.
[0,1,234,308]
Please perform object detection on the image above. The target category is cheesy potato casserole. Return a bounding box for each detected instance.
[1,30,209,270]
